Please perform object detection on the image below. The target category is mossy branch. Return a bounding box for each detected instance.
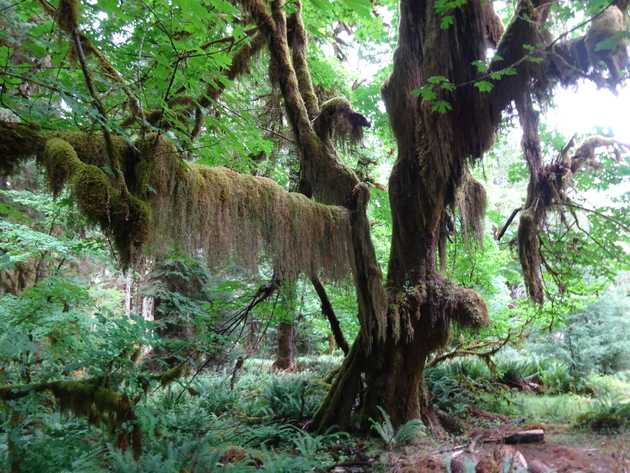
[515,93,629,304]
[0,377,141,458]
[287,2,319,119]
[1,124,354,279]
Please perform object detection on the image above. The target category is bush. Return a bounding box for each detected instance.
[576,397,630,432]
[538,360,572,394]
[530,282,630,377]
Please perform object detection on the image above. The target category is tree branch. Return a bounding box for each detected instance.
[496,207,522,241]
[310,276,349,355]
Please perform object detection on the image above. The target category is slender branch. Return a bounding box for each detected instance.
[37,0,142,124]
[70,29,122,180]
[217,275,281,336]
[563,201,630,233]
[427,331,514,368]
[496,207,522,241]
[310,276,349,355]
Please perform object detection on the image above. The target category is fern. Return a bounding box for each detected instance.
[370,406,425,448]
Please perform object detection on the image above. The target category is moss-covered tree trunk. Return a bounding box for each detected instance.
[312,0,500,430]
[312,0,622,429]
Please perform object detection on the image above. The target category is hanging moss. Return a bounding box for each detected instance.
[0,122,45,176]
[455,173,487,244]
[3,121,353,279]
[313,97,370,145]
[138,135,353,281]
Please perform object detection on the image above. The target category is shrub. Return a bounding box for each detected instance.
[576,396,630,432]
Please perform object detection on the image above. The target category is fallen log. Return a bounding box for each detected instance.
[503,429,544,444]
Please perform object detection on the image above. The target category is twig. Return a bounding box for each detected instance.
[496,207,522,241]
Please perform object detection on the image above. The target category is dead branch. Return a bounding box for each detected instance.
[310,276,350,355]
[496,207,522,241]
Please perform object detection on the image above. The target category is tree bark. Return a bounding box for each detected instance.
[273,321,296,370]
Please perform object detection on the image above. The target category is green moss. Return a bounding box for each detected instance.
[40,136,153,269]
[0,122,45,176]
[110,193,152,268]
[42,138,85,196]
[55,131,126,168]
[129,195,151,240]
[0,201,30,224]
[71,164,113,221]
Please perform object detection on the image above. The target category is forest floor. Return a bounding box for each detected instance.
[285,356,630,473]
[5,355,628,472]
[388,420,630,472]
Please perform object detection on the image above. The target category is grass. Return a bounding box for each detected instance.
[482,392,593,424]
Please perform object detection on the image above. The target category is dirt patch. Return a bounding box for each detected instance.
[388,424,630,472]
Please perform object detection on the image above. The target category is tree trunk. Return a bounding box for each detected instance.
[312,0,500,431]
[245,319,261,355]
[273,321,296,370]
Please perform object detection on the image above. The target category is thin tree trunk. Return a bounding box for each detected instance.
[273,321,296,370]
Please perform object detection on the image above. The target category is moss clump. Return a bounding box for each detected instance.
[56,131,127,168]
[42,138,85,196]
[313,97,370,145]
[71,164,114,221]
[40,136,152,269]
[0,122,45,176]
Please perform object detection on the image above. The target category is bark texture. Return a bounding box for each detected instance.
[272,322,297,370]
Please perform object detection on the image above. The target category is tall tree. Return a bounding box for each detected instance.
[0,0,628,433]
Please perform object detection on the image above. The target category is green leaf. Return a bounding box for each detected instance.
[340,0,372,17]
[440,15,454,29]
[432,100,453,113]
[473,60,489,73]
[474,80,494,93]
